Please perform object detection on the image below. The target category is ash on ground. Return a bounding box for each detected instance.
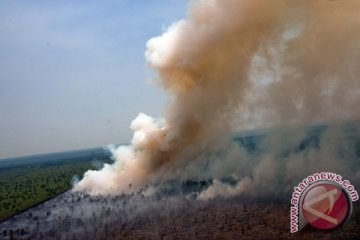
[1,189,360,240]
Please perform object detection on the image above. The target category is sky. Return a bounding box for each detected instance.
[0,0,187,159]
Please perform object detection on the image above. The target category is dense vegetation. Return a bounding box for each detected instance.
[0,157,109,221]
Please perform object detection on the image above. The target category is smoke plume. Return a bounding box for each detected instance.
[74,0,360,196]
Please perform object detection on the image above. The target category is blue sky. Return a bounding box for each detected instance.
[0,0,187,158]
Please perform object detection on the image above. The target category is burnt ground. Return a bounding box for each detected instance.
[0,191,359,240]
[104,200,360,240]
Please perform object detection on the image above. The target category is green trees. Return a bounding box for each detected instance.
[0,160,98,221]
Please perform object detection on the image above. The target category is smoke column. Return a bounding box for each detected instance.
[74,0,360,195]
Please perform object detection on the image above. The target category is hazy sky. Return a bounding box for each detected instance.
[0,0,186,158]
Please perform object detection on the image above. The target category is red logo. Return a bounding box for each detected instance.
[301,183,350,230]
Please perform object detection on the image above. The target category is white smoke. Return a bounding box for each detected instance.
[73,113,166,194]
[198,177,253,200]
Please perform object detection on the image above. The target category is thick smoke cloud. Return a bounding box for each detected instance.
[74,0,360,196]
[197,125,360,199]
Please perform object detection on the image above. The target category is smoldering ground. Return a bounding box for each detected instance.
[0,191,201,240]
[2,172,360,240]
